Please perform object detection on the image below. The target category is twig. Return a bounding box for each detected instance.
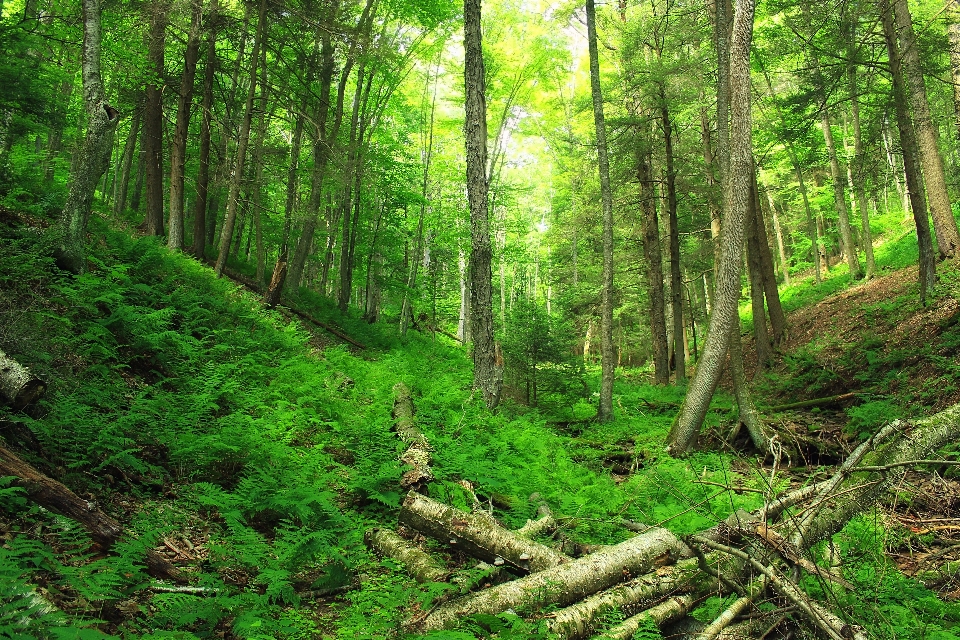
[852,460,960,472]
[693,480,764,494]
[691,536,864,640]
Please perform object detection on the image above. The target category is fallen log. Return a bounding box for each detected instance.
[399,491,569,575]
[392,383,432,491]
[595,595,694,640]
[763,391,859,413]
[410,527,685,632]
[548,557,701,638]
[0,349,46,409]
[0,445,184,582]
[283,306,367,350]
[364,528,448,583]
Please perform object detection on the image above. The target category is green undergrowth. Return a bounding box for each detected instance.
[0,214,955,639]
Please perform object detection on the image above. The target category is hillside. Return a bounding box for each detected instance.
[1,209,959,639]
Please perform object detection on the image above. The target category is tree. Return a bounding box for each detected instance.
[892,0,960,259]
[585,0,615,421]
[667,0,756,455]
[464,0,501,409]
[56,0,119,273]
[167,0,204,251]
[141,0,169,237]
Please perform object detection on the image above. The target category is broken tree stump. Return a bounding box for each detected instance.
[0,349,46,409]
[0,445,184,582]
[364,527,448,583]
[392,383,433,491]
[410,527,685,632]
[399,490,569,575]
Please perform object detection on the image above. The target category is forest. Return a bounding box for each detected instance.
[4,0,960,636]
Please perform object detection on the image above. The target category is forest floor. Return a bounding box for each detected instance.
[4,207,960,638]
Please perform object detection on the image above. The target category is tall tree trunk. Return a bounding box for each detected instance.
[660,91,684,384]
[191,0,218,258]
[167,0,203,251]
[142,1,168,237]
[56,0,119,273]
[248,41,272,283]
[893,0,960,258]
[113,103,140,216]
[949,0,960,144]
[846,32,876,279]
[747,181,772,369]
[668,0,755,455]
[752,169,786,347]
[820,109,862,280]
[401,55,440,336]
[338,64,371,312]
[881,0,937,303]
[638,141,669,386]
[464,0,500,409]
[762,183,790,286]
[214,0,266,277]
[586,0,615,421]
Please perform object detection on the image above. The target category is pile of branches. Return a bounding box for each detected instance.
[369,386,960,638]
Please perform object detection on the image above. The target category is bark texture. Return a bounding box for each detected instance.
[463,0,501,409]
[586,0,616,419]
[0,350,46,409]
[412,527,684,632]
[638,142,669,385]
[398,491,568,574]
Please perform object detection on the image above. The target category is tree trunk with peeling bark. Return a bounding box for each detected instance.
[365,528,448,583]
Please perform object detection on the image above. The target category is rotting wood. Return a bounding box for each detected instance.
[595,595,694,639]
[392,383,433,491]
[0,445,184,582]
[398,490,569,574]
[364,527,448,583]
[0,349,46,409]
[410,527,685,632]
[548,557,700,638]
[763,392,858,412]
[515,494,556,539]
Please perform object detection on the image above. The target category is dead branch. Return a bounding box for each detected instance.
[763,392,859,412]
[695,576,765,640]
[0,445,184,581]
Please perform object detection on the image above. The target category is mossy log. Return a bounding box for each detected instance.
[399,490,569,574]
[595,595,694,639]
[548,557,700,638]
[392,383,433,491]
[364,527,448,583]
[411,527,685,632]
[0,445,184,582]
[0,350,46,409]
